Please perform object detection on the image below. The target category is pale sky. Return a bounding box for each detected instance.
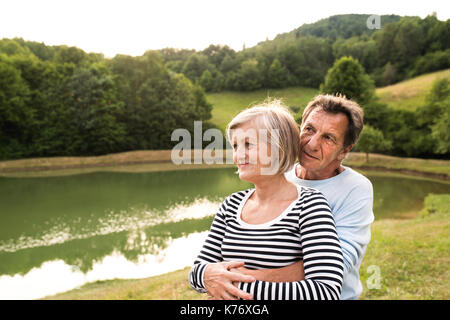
[1,0,449,57]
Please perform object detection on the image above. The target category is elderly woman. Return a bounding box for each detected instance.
[189,100,344,300]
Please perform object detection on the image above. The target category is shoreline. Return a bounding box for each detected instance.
[0,150,448,181]
[352,165,450,181]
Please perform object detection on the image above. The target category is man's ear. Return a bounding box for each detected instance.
[337,144,354,162]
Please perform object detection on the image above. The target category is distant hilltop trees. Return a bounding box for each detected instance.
[160,14,449,92]
[0,13,449,160]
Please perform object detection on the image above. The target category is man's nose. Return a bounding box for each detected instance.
[307,133,320,150]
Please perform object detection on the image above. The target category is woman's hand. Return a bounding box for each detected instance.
[204,261,255,300]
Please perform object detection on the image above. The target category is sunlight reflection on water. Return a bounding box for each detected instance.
[0,197,218,253]
[0,231,208,300]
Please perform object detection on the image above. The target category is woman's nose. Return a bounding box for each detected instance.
[234,145,246,161]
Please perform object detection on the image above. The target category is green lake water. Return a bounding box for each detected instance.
[0,167,448,299]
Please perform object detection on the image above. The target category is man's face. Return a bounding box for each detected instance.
[299,108,351,176]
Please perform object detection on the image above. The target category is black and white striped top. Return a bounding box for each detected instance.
[189,186,344,300]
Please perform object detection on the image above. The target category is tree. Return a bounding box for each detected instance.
[431,99,450,154]
[267,58,288,88]
[332,36,377,73]
[356,125,392,162]
[110,51,212,150]
[426,78,450,103]
[236,59,263,91]
[181,53,210,82]
[0,54,33,159]
[320,56,375,105]
[378,62,398,86]
[53,45,91,66]
[0,38,32,56]
[199,69,214,92]
[202,44,235,69]
[278,44,305,86]
[63,63,126,155]
[426,78,450,154]
[288,36,334,88]
[426,19,450,52]
[391,18,425,68]
[136,73,212,149]
[219,53,238,75]
[410,49,450,77]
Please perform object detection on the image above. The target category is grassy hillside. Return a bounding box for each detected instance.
[44,193,450,300]
[205,69,450,132]
[206,86,318,131]
[376,69,450,110]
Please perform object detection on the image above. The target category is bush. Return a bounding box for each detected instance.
[410,49,450,77]
[419,194,450,218]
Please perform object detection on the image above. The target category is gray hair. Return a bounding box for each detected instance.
[301,94,364,148]
[226,99,300,175]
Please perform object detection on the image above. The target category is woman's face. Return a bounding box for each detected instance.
[231,121,276,183]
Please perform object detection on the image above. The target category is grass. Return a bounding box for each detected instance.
[45,193,450,300]
[42,267,205,300]
[376,69,450,111]
[419,193,450,218]
[205,69,450,132]
[359,194,450,299]
[206,86,318,131]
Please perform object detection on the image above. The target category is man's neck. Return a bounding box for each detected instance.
[296,163,344,181]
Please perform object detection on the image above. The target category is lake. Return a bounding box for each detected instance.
[0,167,449,299]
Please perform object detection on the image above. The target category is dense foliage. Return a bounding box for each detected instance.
[0,41,212,160]
[159,14,449,91]
[354,78,450,159]
[0,13,449,160]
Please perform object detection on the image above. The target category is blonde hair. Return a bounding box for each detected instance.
[226,99,300,175]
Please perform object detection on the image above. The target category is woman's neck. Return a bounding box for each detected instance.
[252,174,297,203]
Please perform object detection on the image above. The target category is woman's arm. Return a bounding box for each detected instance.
[189,199,254,300]
[237,191,344,300]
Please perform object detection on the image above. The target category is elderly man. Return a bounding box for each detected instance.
[202,94,374,300]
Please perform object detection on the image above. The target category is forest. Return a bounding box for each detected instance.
[0,13,449,160]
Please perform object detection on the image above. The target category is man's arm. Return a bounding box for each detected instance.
[231,260,305,283]
[334,182,374,275]
[206,261,304,300]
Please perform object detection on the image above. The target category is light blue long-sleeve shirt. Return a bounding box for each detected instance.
[285,164,374,300]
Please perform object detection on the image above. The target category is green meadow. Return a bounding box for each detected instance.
[375,69,450,111]
[207,86,318,131]
[206,69,450,131]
